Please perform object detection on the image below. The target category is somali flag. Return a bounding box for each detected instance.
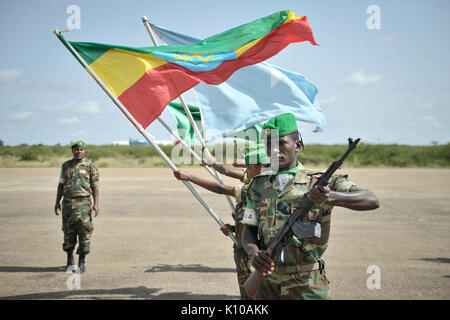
[152,21,325,142]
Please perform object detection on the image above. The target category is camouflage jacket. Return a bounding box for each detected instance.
[242,162,354,266]
[59,158,99,198]
[233,183,249,247]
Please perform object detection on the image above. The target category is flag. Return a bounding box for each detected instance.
[152,21,325,139]
[229,123,264,144]
[64,10,317,129]
[167,102,202,144]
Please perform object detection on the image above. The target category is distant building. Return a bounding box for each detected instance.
[113,137,175,146]
[129,138,149,146]
[112,141,129,146]
[154,140,175,146]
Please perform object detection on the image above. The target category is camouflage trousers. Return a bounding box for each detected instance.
[254,264,331,300]
[62,196,94,255]
[233,245,252,300]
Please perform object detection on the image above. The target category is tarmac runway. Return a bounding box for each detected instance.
[0,167,449,300]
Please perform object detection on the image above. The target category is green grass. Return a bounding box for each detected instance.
[299,143,450,167]
[0,143,448,168]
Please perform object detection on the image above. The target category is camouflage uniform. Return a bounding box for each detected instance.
[59,158,99,255]
[243,162,354,300]
[233,181,253,300]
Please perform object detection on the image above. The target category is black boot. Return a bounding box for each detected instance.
[66,252,74,272]
[78,254,86,274]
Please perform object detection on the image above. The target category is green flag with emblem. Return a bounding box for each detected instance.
[167,102,203,145]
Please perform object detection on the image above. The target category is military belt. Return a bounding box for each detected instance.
[68,195,91,199]
[275,261,322,275]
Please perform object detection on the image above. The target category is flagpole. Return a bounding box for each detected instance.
[142,16,236,212]
[235,139,245,158]
[53,28,238,245]
[156,118,222,179]
[139,22,216,173]
[141,17,211,157]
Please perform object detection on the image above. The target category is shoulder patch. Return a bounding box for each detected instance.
[248,171,272,189]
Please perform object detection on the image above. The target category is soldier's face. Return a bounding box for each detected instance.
[266,134,301,171]
[72,147,86,160]
[246,164,262,179]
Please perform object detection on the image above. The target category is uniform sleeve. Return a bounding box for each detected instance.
[59,164,65,184]
[241,188,258,226]
[234,185,242,202]
[240,169,250,184]
[330,174,355,193]
[89,163,100,188]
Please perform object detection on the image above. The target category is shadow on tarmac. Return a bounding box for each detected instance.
[417,257,450,264]
[0,286,238,300]
[145,264,236,273]
[0,266,66,272]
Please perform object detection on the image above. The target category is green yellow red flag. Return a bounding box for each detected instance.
[60,10,317,129]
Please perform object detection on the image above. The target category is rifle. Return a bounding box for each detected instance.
[244,137,361,298]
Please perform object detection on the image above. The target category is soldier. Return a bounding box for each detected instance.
[173,146,270,299]
[54,140,99,273]
[242,113,380,300]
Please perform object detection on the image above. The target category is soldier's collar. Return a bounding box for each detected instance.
[71,158,89,165]
[251,161,305,179]
[276,161,304,176]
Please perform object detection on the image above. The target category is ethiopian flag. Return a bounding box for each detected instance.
[61,10,317,129]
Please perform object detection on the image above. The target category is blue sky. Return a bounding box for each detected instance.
[0,0,449,146]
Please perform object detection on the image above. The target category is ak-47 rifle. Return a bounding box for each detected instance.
[244,138,361,298]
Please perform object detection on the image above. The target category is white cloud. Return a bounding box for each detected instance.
[42,102,74,112]
[77,101,101,115]
[318,96,338,107]
[22,81,82,91]
[6,111,34,120]
[373,33,399,44]
[0,69,25,85]
[408,115,443,128]
[417,115,443,128]
[419,102,434,109]
[68,129,88,137]
[57,116,79,125]
[42,101,101,115]
[344,70,382,86]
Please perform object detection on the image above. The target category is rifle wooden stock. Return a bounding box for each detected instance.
[244,138,360,298]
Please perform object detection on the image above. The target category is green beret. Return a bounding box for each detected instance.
[71,140,87,149]
[263,113,298,137]
[244,143,265,154]
[245,148,270,165]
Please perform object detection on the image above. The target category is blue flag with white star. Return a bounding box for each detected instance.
[152,24,325,142]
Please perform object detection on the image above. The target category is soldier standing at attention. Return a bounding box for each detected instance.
[242,113,380,300]
[54,140,99,273]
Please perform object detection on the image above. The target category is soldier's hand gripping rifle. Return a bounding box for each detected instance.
[244,138,361,298]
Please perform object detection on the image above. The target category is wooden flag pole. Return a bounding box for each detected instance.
[142,17,237,212]
[54,29,238,245]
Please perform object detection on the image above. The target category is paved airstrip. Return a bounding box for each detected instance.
[0,167,449,299]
